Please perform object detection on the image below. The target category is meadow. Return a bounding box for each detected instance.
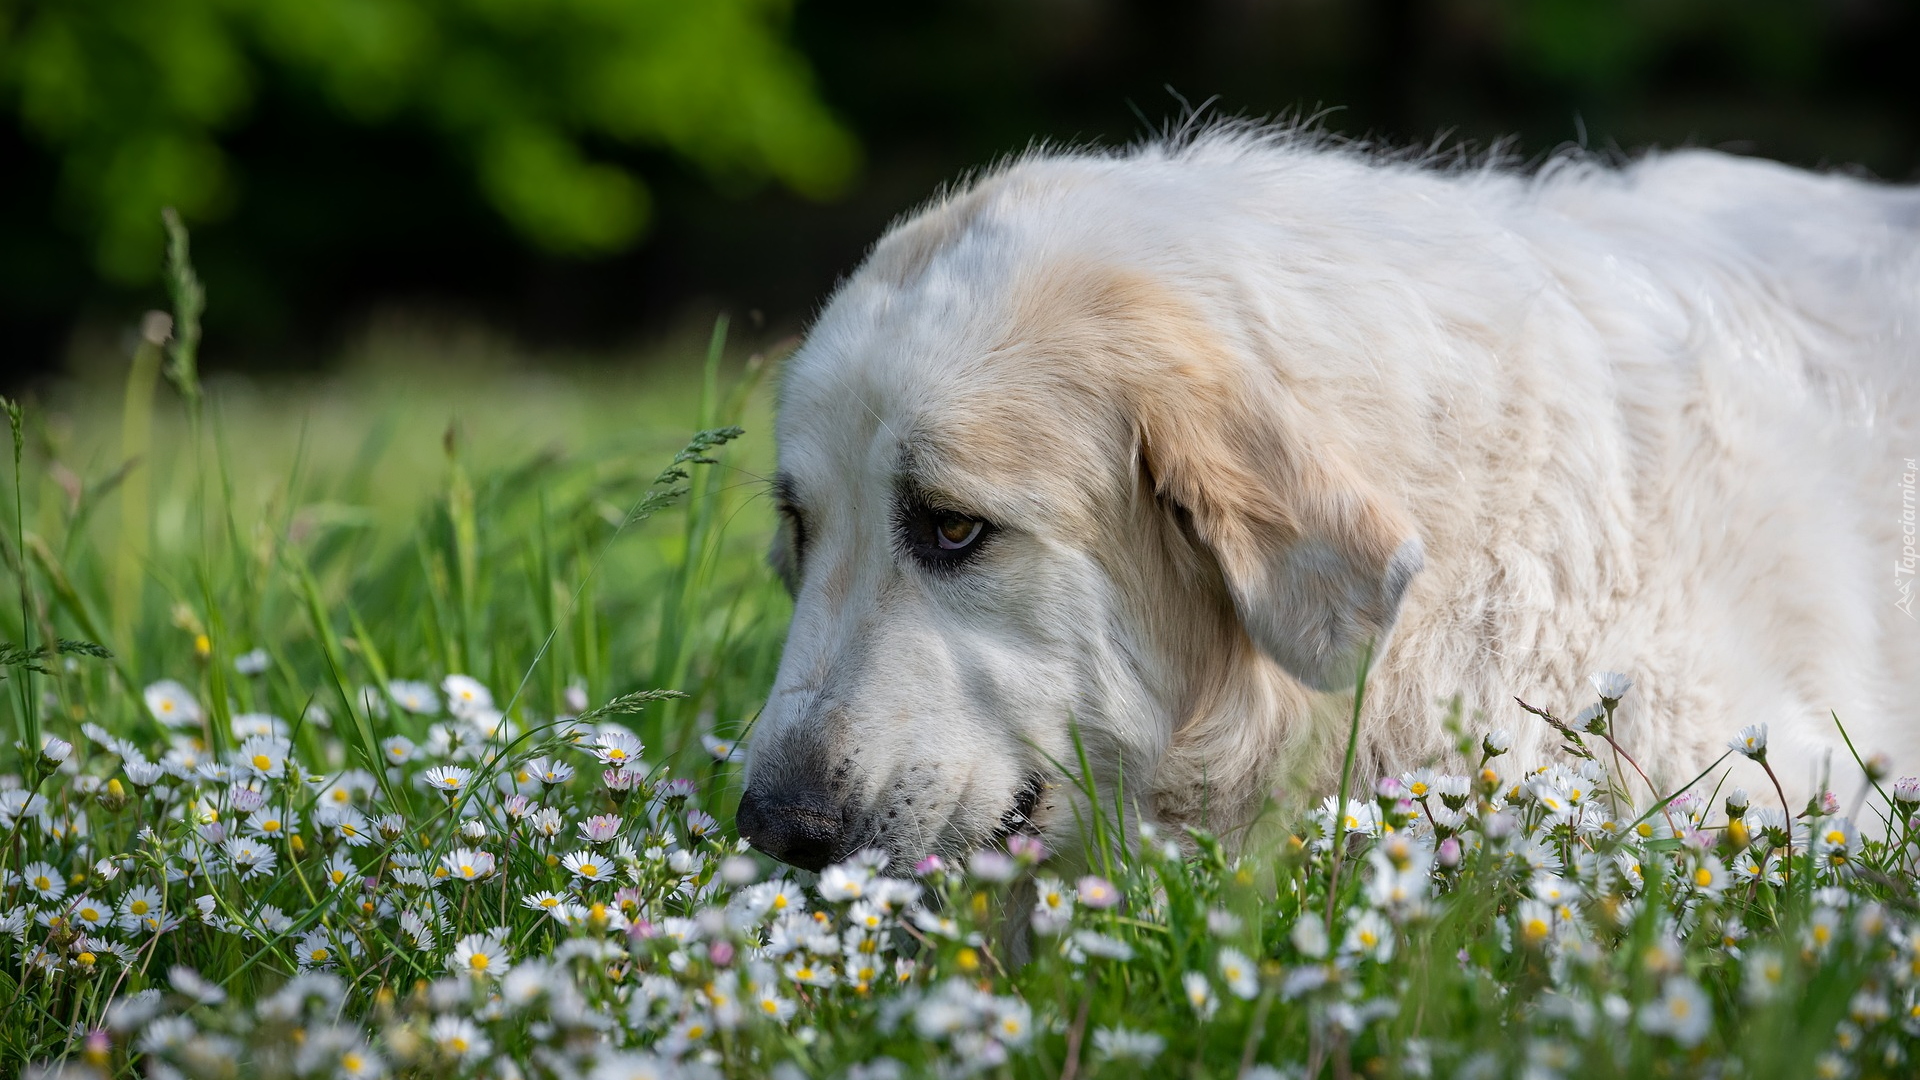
[5,230,1920,1080]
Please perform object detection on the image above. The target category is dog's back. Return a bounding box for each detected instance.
[1394,147,1920,800]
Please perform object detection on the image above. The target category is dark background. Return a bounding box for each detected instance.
[5,0,1917,385]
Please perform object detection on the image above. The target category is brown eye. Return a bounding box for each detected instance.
[896,495,993,570]
[936,515,983,550]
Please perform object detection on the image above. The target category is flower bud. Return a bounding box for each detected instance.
[1724,788,1750,818]
[40,736,73,766]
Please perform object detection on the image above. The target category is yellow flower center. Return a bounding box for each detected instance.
[1694,868,1713,887]
[579,863,598,876]
[130,900,149,915]
[448,1038,468,1054]
[252,754,272,771]
[263,819,280,832]
[312,948,330,962]
[469,954,489,971]
[78,952,97,965]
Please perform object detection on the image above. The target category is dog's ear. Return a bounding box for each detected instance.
[1130,372,1423,692]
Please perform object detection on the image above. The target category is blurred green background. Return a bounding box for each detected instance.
[2,0,1917,383]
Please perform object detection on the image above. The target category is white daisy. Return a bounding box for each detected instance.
[588,731,645,768]
[329,808,374,847]
[321,851,359,889]
[143,680,203,728]
[439,848,496,883]
[380,736,417,765]
[223,837,278,880]
[294,929,339,970]
[1218,947,1260,999]
[1590,671,1633,705]
[68,894,112,931]
[448,931,511,979]
[1093,1026,1165,1063]
[441,674,494,716]
[387,680,440,715]
[428,1015,490,1061]
[1639,975,1712,1047]
[423,765,471,794]
[562,850,612,882]
[117,886,163,933]
[236,735,291,780]
[22,861,65,902]
[1729,723,1769,761]
[701,734,746,762]
[229,713,287,739]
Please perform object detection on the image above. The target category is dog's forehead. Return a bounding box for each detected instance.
[779,278,1071,490]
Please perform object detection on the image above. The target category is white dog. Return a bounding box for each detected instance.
[736,127,1920,871]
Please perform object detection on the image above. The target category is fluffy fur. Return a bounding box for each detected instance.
[739,128,1920,869]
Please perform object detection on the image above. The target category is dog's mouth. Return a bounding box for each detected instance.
[991,773,1047,843]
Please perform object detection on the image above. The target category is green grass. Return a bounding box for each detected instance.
[4,236,1920,1080]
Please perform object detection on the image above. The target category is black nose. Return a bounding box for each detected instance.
[735,787,845,872]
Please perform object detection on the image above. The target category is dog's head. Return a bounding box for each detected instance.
[737,172,1424,871]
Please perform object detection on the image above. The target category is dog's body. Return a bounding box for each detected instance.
[739,129,1920,870]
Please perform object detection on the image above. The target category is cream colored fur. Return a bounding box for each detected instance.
[745,128,1920,865]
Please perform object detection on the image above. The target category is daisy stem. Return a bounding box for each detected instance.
[1059,988,1092,1080]
[1324,640,1375,936]
[1237,987,1276,1078]
[1760,759,1793,887]
[1596,731,1678,836]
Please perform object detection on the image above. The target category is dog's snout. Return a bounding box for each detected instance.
[736,786,847,872]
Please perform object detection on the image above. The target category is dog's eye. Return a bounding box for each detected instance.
[897,499,992,570]
[935,514,982,550]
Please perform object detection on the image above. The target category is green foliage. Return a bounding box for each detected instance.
[0,0,858,282]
